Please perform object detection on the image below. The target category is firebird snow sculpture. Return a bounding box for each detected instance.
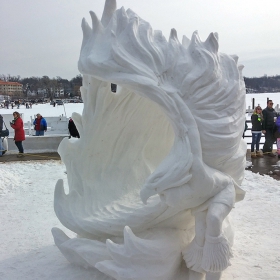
[52,0,246,279]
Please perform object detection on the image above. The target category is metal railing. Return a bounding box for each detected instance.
[244,120,277,147]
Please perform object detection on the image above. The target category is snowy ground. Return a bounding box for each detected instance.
[0,161,279,280]
[1,93,280,279]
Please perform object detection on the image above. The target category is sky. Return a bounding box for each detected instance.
[0,0,280,80]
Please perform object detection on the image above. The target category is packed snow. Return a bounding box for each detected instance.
[0,162,279,279]
[0,92,280,279]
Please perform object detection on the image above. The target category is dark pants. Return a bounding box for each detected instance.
[15,141,24,153]
[263,128,275,153]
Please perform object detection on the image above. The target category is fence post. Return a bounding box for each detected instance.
[27,121,31,136]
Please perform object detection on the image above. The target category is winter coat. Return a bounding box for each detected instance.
[251,113,262,132]
[274,116,280,138]
[262,107,277,130]
[11,117,25,141]
[33,117,47,131]
[0,114,3,131]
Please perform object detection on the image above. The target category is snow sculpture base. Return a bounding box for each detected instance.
[52,1,246,279]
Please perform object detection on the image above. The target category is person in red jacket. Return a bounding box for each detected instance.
[10,111,25,157]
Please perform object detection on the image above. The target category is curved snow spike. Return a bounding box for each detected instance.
[52,227,111,269]
[89,11,102,34]
[204,32,219,53]
[169,28,179,42]
[101,0,117,27]
[95,226,183,280]
[81,18,92,42]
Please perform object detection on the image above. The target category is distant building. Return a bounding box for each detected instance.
[0,80,23,96]
[54,88,64,97]
[27,89,37,96]
[37,88,47,96]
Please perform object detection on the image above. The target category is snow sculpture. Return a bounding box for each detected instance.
[52,0,246,279]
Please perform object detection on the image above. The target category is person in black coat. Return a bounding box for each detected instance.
[262,100,278,156]
[0,114,3,156]
[0,114,3,131]
[251,106,263,157]
[68,118,80,138]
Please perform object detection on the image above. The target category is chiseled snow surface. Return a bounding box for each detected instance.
[0,161,279,280]
[1,93,280,279]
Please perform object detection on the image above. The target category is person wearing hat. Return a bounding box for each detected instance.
[33,113,47,136]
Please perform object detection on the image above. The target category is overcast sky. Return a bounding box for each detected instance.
[0,0,279,80]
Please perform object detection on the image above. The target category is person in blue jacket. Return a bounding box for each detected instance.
[33,113,47,136]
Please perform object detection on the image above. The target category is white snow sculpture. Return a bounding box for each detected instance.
[52,0,246,279]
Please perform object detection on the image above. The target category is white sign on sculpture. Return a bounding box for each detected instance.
[52,0,246,279]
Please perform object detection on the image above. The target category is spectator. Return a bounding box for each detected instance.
[0,114,3,131]
[10,111,25,157]
[251,106,263,158]
[274,116,280,158]
[68,118,80,138]
[33,113,47,136]
[0,114,3,156]
[262,99,278,156]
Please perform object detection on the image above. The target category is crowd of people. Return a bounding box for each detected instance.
[2,100,280,158]
[250,99,280,158]
[0,101,33,109]
[0,112,80,157]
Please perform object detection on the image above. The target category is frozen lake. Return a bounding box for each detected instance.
[0,102,84,123]
[246,92,280,110]
[1,92,280,122]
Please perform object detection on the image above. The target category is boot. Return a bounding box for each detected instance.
[251,151,257,158]
[256,150,263,157]
[17,153,25,158]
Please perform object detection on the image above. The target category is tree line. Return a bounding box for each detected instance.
[0,74,83,98]
[244,75,280,93]
[1,73,280,95]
